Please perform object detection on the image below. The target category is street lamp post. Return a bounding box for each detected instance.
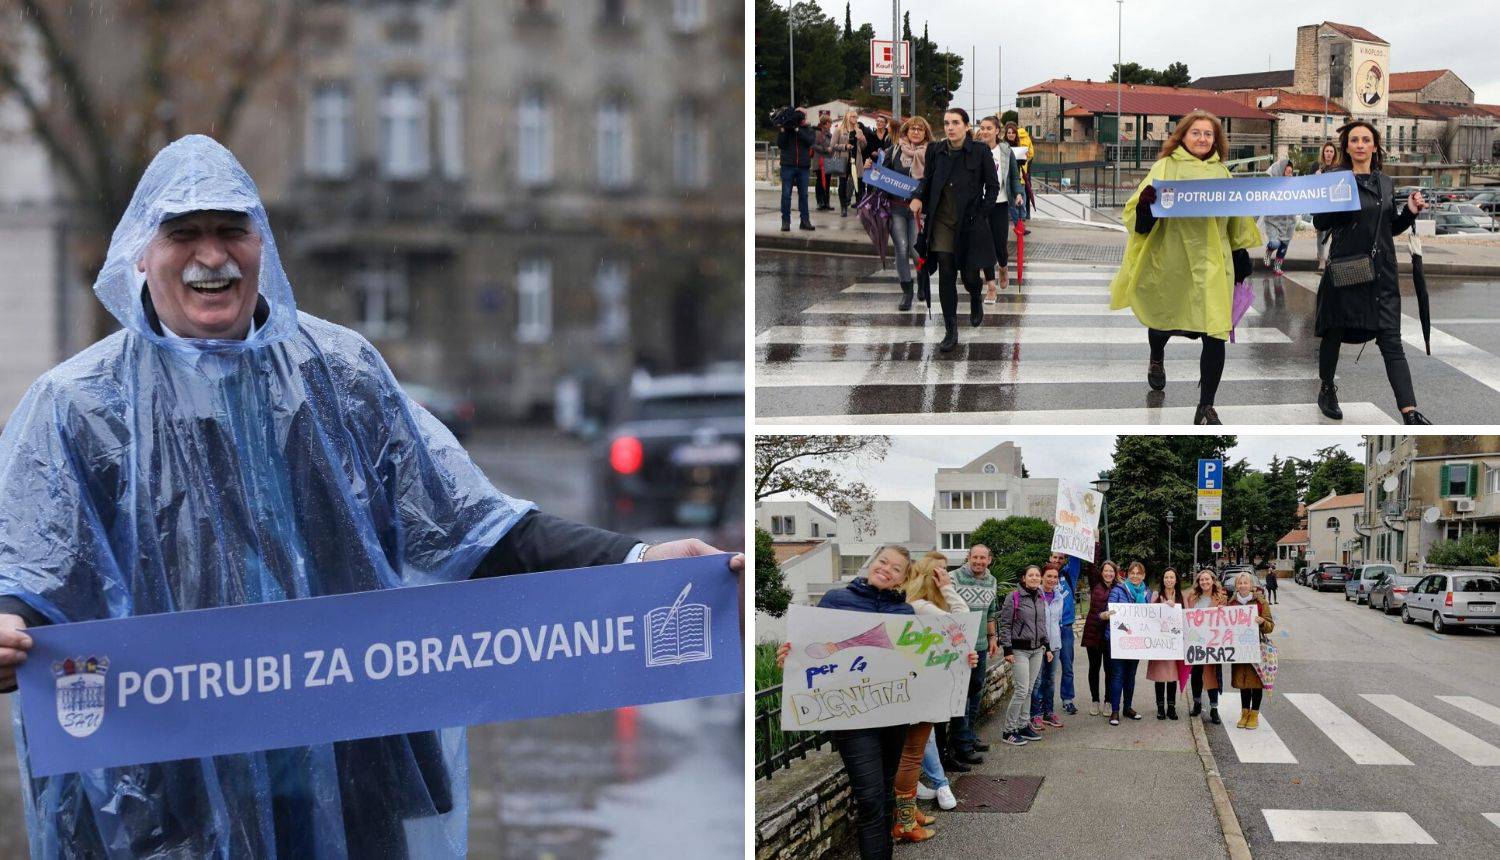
[788,0,795,107]
[1332,523,1342,565]
[1092,478,1113,562]
[1115,0,1123,199]
[1165,508,1175,570]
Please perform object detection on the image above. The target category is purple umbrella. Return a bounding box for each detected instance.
[856,189,893,268]
[1228,279,1253,344]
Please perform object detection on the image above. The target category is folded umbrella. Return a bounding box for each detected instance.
[1409,233,1432,355]
[1228,279,1254,344]
[1013,215,1026,284]
[855,189,892,269]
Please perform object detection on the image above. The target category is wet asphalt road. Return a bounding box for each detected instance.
[755,249,1500,424]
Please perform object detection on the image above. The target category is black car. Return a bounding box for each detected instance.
[594,368,744,547]
[1312,564,1353,592]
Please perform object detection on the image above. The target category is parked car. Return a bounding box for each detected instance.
[1300,562,1335,587]
[1434,212,1494,235]
[1220,565,1254,589]
[1467,190,1500,217]
[1369,572,1425,615]
[1312,564,1353,592]
[401,382,476,441]
[1401,572,1500,633]
[1345,563,1398,604]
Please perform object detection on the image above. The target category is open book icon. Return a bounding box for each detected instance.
[1330,178,1353,203]
[646,584,712,667]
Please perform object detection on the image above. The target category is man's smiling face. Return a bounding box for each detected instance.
[139,210,262,339]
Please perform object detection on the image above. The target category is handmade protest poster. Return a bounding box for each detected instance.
[1051,478,1103,561]
[1150,172,1360,218]
[780,605,980,732]
[1183,603,1262,666]
[16,555,741,777]
[1107,603,1184,660]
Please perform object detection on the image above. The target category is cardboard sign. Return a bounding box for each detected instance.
[16,556,742,777]
[1051,479,1103,561]
[1151,172,1360,218]
[1183,604,1261,666]
[1107,603,1184,660]
[780,605,979,731]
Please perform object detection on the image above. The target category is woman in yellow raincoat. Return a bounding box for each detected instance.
[1109,110,1260,425]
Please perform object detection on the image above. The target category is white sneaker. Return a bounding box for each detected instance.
[916,783,937,801]
[936,785,958,810]
[1088,702,1101,716]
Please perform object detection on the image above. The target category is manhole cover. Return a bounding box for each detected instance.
[950,774,1044,813]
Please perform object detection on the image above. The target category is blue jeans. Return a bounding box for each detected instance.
[951,649,987,751]
[1057,624,1075,704]
[1030,649,1056,718]
[1266,239,1289,261]
[1107,657,1138,713]
[920,730,948,789]
[780,165,810,223]
[890,209,918,283]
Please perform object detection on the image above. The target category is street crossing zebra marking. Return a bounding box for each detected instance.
[1484,812,1500,831]
[841,282,1116,296]
[755,325,1292,347]
[1219,714,1297,764]
[1362,694,1500,766]
[1262,810,1436,844]
[1282,693,1413,765]
[756,357,1315,388]
[1436,695,1500,730]
[755,402,1395,425]
[799,299,1254,318]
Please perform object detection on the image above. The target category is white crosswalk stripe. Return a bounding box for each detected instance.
[1262,810,1436,844]
[1219,713,1298,764]
[1282,693,1413,765]
[755,402,1394,425]
[757,357,1315,387]
[1484,812,1500,831]
[1437,695,1500,729]
[1361,694,1500,766]
[799,298,1262,318]
[757,325,1293,346]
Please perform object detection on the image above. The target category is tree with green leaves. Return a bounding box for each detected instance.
[754,436,891,532]
[1301,444,1365,506]
[1104,436,1196,577]
[754,0,844,124]
[755,527,793,617]
[1108,61,1192,87]
[968,516,1053,595]
[1426,531,1499,567]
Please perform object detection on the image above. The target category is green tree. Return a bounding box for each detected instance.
[1263,455,1303,548]
[1158,61,1192,87]
[1302,444,1365,505]
[755,528,792,617]
[968,516,1053,595]
[754,435,891,528]
[1000,109,1019,125]
[1108,61,1192,87]
[753,0,844,123]
[1426,531,1500,567]
[1105,436,1195,575]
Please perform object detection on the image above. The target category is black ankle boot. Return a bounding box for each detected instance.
[1402,409,1432,425]
[1156,704,1166,720]
[1193,404,1221,425]
[939,313,959,353]
[1190,700,1202,718]
[781,219,790,232]
[1209,706,1221,725]
[898,281,914,311]
[1147,359,1166,391]
[799,220,816,231]
[970,292,984,327]
[1318,380,1342,420]
[1167,704,1178,720]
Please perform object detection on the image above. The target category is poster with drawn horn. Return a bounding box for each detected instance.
[780,605,980,732]
[1051,478,1102,561]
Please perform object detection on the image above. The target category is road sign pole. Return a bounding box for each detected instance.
[1193,522,1210,572]
[892,0,901,122]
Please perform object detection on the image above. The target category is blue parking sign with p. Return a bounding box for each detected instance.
[1198,459,1223,491]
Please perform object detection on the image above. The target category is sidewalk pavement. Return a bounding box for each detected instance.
[755,187,1500,275]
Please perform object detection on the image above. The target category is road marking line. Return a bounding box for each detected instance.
[754,403,1396,425]
[1262,810,1435,844]
[756,357,1318,387]
[1362,694,1500,766]
[1484,812,1500,830]
[1436,695,1500,729]
[802,299,1258,318]
[755,324,1292,346]
[1282,694,1412,765]
[1220,714,1297,763]
[842,282,1115,296]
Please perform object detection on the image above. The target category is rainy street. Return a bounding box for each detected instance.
[0,430,744,859]
[755,247,1500,424]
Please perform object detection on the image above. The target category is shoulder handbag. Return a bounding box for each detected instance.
[1325,180,1379,286]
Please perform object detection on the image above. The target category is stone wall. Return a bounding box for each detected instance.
[754,661,1014,860]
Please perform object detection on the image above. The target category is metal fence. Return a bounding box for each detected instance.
[754,684,832,780]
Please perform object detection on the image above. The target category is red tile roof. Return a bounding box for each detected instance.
[1227,88,1349,115]
[1390,70,1451,92]
[1323,22,1387,45]
[1307,492,1364,511]
[1474,104,1500,120]
[1277,529,1309,545]
[1062,106,1093,117]
[1018,79,1273,121]
[1388,101,1499,121]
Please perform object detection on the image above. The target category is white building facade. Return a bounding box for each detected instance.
[932,442,1059,566]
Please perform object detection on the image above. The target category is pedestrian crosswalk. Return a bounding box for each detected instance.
[756,259,1398,423]
[1213,691,1500,767]
[1262,810,1436,845]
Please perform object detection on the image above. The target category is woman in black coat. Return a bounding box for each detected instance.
[909,108,1000,353]
[1312,120,1432,424]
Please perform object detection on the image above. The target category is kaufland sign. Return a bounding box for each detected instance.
[870,39,911,77]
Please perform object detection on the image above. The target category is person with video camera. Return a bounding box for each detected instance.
[774,106,816,232]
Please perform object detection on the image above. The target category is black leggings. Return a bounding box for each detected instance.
[1086,645,1107,702]
[834,725,906,860]
[1190,666,1220,705]
[982,206,1008,279]
[1318,329,1416,411]
[1154,681,1178,707]
[1149,329,1226,406]
[1240,688,1264,711]
[936,252,981,322]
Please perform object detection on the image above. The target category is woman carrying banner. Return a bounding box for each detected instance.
[1185,567,1230,724]
[1146,567,1185,721]
[1312,120,1432,425]
[998,564,1053,746]
[1029,564,1068,731]
[1080,560,1119,717]
[865,116,934,311]
[1261,160,1298,277]
[908,108,1000,353]
[1314,142,1340,270]
[977,116,1025,303]
[1108,110,1262,425]
[1099,561,1151,726]
[775,545,915,859]
[1229,571,1274,730]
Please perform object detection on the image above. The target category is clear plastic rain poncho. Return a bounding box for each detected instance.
[0,135,534,858]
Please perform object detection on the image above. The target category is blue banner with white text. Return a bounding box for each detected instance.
[16,555,741,776]
[1151,172,1360,218]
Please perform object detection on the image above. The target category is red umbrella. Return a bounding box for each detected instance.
[1013,215,1026,284]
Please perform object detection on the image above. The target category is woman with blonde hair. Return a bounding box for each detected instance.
[1314,141,1340,271]
[1229,571,1274,729]
[1185,567,1229,724]
[1109,110,1262,425]
[833,109,862,216]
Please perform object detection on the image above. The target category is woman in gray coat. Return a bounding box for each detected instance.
[998,565,1052,746]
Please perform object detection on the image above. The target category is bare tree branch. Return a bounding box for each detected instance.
[0,47,89,197]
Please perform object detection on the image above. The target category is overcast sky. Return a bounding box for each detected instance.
[784,434,1364,511]
[808,1,1500,111]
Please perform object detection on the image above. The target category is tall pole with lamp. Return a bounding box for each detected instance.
[1092,478,1113,563]
[1115,0,1123,199]
[1165,508,1175,571]
[788,0,795,107]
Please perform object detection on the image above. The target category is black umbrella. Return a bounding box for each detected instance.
[1408,234,1432,355]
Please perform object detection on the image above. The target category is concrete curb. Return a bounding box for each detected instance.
[1190,714,1253,860]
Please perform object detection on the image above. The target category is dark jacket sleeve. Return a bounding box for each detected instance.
[0,595,47,628]
[1313,207,1358,232]
[470,510,638,579]
[1390,198,1417,237]
[1006,149,1024,203]
[978,143,1000,218]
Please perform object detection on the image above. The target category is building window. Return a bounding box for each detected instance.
[1442,462,1474,498]
[673,106,709,188]
[354,260,409,339]
[597,96,634,189]
[811,522,819,537]
[982,463,998,474]
[594,259,629,343]
[380,78,429,178]
[840,554,864,579]
[306,82,352,178]
[439,82,464,179]
[518,90,553,186]
[671,0,705,32]
[517,257,552,344]
[940,532,970,551]
[770,515,795,535]
[1325,516,1340,530]
[1486,465,1500,496]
